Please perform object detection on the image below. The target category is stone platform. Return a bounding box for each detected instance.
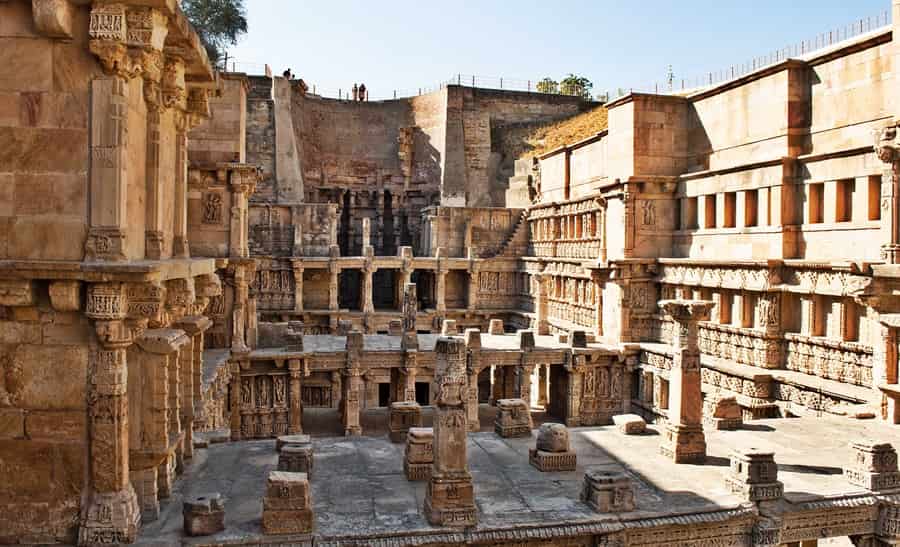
[135,415,899,545]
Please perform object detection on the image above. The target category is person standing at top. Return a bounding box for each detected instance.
[358,83,367,101]
[352,83,359,101]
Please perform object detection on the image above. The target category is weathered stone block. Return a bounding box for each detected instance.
[261,471,313,535]
[581,470,635,513]
[0,409,24,439]
[0,279,35,307]
[278,444,313,477]
[704,395,743,431]
[275,433,310,452]
[660,423,705,464]
[404,427,433,480]
[845,441,900,491]
[726,449,783,502]
[424,477,477,527]
[494,398,532,438]
[441,319,458,335]
[389,401,422,443]
[517,329,535,350]
[535,423,570,452]
[613,413,647,435]
[529,448,577,472]
[388,319,403,336]
[488,319,504,335]
[183,493,225,536]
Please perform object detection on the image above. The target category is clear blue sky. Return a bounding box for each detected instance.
[227,0,891,99]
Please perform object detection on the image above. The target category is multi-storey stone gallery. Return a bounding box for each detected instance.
[7,0,900,545]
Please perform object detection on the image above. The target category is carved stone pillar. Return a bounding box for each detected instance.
[288,359,304,434]
[292,261,304,313]
[172,155,195,251]
[425,337,477,527]
[465,329,482,431]
[231,263,251,353]
[342,332,364,436]
[537,364,549,408]
[491,366,504,404]
[564,356,584,427]
[436,271,448,314]
[328,259,340,311]
[80,283,139,545]
[467,264,479,312]
[229,362,242,441]
[535,273,550,336]
[876,124,900,263]
[362,217,372,251]
[874,313,900,423]
[144,92,166,259]
[361,250,375,323]
[757,292,782,369]
[175,316,212,462]
[228,165,258,258]
[659,299,714,464]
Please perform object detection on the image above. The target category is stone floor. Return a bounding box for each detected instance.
[138,411,900,545]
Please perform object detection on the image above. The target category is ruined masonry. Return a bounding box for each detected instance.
[6,0,900,545]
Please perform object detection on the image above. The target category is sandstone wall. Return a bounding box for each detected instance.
[247,76,276,202]
[0,283,90,543]
[189,74,247,165]
[0,1,99,261]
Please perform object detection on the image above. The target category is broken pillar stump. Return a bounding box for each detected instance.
[261,471,314,535]
[704,395,743,431]
[404,427,434,481]
[278,444,314,478]
[183,493,225,536]
[726,449,783,502]
[581,470,635,513]
[529,423,576,471]
[845,440,900,491]
[389,401,423,443]
[494,398,533,438]
[613,413,647,435]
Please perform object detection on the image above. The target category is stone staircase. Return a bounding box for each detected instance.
[492,210,530,258]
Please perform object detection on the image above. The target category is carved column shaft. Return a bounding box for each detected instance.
[289,360,303,434]
[292,264,304,313]
[229,365,242,441]
[425,337,477,526]
[145,101,165,259]
[659,299,713,463]
[81,282,139,544]
[436,271,447,313]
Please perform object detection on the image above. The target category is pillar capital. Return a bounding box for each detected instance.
[659,299,714,351]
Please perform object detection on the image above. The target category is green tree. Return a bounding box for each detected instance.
[182,0,248,64]
[559,74,593,100]
[536,77,558,94]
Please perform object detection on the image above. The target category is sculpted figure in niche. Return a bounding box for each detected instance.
[202,193,223,224]
[257,376,270,408]
[273,376,286,406]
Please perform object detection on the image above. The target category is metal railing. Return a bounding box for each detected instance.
[219,9,892,103]
[621,9,891,98]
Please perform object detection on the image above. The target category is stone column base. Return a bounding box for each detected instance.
[344,425,362,436]
[529,448,577,471]
[129,467,160,523]
[404,461,432,481]
[172,236,190,258]
[660,423,706,463]
[78,486,140,546]
[424,476,477,527]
